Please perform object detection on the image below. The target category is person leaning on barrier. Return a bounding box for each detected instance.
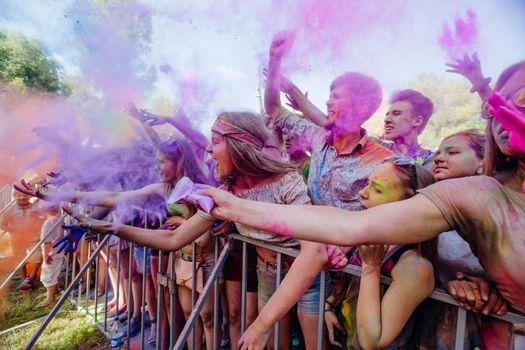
[200,60,525,328]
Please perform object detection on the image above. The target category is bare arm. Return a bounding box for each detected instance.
[239,240,328,348]
[60,183,166,209]
[203,187,450,246]
[282,76,327,127]
[124,102,162,145]
[70,210,214,251]
[445,53,492,102]
[265,41,284,118]
[356,250,434,348]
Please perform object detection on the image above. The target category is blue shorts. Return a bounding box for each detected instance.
[256,257,323,315]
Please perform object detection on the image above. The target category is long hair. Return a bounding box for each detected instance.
[484,60,525,177]
[216,112,296,182]
[389,161,438,266]
[158,137,210,185]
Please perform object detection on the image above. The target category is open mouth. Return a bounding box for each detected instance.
[384,125,394,132]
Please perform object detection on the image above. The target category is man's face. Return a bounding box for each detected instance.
[384,101,417,140]
[325,85,355,133]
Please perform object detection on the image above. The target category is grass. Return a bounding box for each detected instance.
[0,277,109,349]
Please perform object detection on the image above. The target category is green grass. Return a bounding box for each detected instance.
[0,278,109,349]
[0,311,109,350]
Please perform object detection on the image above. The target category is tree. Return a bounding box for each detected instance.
[0,29,71,95]
[408,73,486,150]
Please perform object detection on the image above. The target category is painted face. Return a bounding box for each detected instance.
[491,66,525,157]
[325,85,354,133]
[155,150,178,183]
[432,135,483,181]
[358,163,407,209]
[384,101,416,140]
[207,127,236,181]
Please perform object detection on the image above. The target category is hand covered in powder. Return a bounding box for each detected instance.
[53,226,85,254]
[445,52,491,92]
[198,187,238,221]
[269,30,295,60]
[488,92,525,154]
[323,245,348,270]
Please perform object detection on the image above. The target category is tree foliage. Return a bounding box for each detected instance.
[411,73,486,150]
[0,29,71,95]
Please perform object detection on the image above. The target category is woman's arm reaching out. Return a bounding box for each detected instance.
[202,187,450,246]
[64,207,214,251]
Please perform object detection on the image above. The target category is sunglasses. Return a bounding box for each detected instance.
[482,85,525,120]
[385,155,418,193]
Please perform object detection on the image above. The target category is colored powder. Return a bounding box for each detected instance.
[438,9,479,59]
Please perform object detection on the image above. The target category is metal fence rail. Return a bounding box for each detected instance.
[12,227,525,349]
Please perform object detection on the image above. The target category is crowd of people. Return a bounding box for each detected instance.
[8,31,525,349]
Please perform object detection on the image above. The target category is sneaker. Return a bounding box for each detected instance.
[220,322,230,348]
[148,322,157,345]
[17,278,33,291]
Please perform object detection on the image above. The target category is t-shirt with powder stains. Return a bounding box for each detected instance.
[418,175,525,313]
[233,171,310,247]
[273,109,393,211]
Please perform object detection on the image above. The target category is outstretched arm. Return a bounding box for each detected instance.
[144,107,210,151]
[281,75,327,127]
[125,102,162,145]
[65,208,214,251]
[15,179,166,209]
[202,187,450,246]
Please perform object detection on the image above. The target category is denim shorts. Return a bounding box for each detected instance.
[256,257,322,315]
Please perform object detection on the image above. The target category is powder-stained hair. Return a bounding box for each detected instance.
[216,112,296,182]
[330,72,382,123]
[390,89,434,134]
[442,129,486,160]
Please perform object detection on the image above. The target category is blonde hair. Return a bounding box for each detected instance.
[216,112,296,181]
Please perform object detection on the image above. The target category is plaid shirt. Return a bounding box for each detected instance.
[274,109,393,211]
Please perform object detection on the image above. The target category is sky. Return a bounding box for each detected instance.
[1,0,524,135]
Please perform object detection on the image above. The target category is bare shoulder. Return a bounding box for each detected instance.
[391,249,434,290]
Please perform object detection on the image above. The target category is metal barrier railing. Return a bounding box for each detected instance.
[14,225,525,349]
[0,213,67,290]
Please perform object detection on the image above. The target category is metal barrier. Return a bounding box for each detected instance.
[14,227,525,349]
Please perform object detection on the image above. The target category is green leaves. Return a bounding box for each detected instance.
[0,30,70,95]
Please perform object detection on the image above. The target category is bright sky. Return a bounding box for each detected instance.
[1,0,524,134]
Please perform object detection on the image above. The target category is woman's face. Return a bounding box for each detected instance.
[432,135,483,181]
[155,150,178,183]
[207,128,235,181]
[492,66,525,157]
[358,163,407,209]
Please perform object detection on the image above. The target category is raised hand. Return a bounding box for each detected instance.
[269,30,295,61]
[124,102,148,122]
[13,179,48,200]
[445,52,490,92]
